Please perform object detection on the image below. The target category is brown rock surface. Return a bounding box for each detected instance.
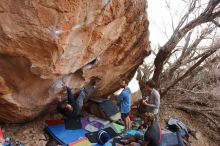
[0,0,150,123]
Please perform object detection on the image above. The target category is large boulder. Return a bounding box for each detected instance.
[0,0,150,123]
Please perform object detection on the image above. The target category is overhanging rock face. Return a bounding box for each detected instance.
[0,0,150,123]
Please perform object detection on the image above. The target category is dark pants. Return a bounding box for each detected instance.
[57,88,87,118]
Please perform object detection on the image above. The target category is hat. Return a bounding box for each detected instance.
[97,130,110,145]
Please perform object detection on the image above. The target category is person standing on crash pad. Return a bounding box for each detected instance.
[56,81,96,118]
[116,79,132,131]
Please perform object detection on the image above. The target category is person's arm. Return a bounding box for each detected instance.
[116,91,124,101]
[139,140,149,146]
[143,102,157,108]
[62,81,74,103]
[66,87,74,103]
[142,132,151,146]
[154,93,160,108]
[56,96,62,112]
[142,99,157,108]
[142,93,160,108]
[129,140,149,146]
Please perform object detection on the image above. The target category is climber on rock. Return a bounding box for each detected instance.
[56,81,96,118]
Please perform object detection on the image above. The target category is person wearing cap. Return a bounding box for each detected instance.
[97,130,110,145]
[128,112,162,146]
[56,81,96,118]
[116,79,132,131]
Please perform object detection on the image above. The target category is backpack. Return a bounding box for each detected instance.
[166,118,189,139]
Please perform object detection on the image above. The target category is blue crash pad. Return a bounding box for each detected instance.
[46,124,88,146]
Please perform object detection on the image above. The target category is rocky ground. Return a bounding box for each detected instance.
[0,114,54,146]
[159,106,218,146]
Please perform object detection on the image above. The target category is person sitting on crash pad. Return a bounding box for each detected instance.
[125,112,162,146]
[56,81,96,118]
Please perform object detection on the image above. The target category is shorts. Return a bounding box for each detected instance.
[121,113,129,119]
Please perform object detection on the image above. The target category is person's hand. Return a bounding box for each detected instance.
[56,95,62,102]
[120,139,129,144]
[142,99,149,106]
[142,99,147,104]
[113,92,118,97]
[129,136,136,142]
[144,96,149,101]
[62,81,68,89]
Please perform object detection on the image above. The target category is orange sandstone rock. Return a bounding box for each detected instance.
[0,0,150,123]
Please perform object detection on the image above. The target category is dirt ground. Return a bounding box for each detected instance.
[0,109,218,146]
[159,106,219,146]
[0,114,57,146]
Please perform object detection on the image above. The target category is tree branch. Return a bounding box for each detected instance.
[161,44,220,97]
[152,0,220,83]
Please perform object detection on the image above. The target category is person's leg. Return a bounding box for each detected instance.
[121,114,127,130]
[125,117,129,130]
[126,116,131,130]
[123,113,130,131]
[57,101,67,117]
[83,84,96,95]
[76,85,96,111]
[66,87,75,103]
[76,88,87,111]
[127,116,131,130]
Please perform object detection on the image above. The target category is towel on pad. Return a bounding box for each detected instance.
[81,117,104,132]
[127,130,144,136]
[109,123,125,134]
[89,116,110,126]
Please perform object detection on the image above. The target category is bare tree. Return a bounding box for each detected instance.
[137,0,220,142]
[138,0,220,94]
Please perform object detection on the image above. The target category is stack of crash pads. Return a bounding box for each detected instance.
[45,116,121,146]
[46,117,185,146]
[87,99,121,121]
[46,124,90,146]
